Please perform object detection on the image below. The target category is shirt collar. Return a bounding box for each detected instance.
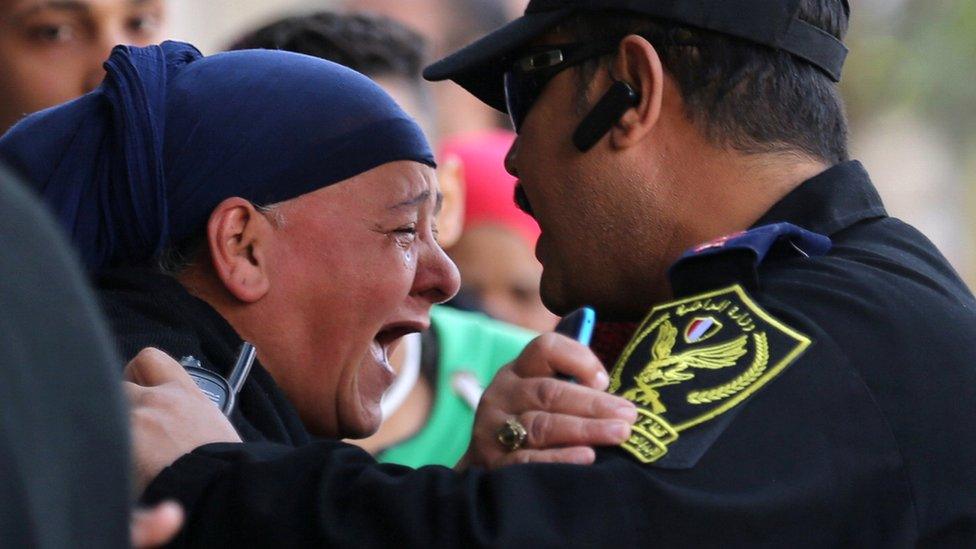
[752,160,887,235]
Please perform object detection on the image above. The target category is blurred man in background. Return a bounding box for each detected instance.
[0,0,167,133]
[347,0,510,138]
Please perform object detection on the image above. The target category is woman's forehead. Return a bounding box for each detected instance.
[290,161,439,211]
[358,161,438,203]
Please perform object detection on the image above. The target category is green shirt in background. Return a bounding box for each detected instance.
[378,305,536,467]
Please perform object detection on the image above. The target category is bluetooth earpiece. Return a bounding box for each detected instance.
[572,80,640,152]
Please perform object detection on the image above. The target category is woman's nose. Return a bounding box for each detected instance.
[412,240,461,305]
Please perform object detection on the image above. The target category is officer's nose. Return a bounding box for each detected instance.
[504,136,519,177]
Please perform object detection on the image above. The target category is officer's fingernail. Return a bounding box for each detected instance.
[595,370,609,387]
[608,420,632,440]
[571,449,595,464]
[614,404,638,422]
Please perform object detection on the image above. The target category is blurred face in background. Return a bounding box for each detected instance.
[0,0,167,132]
[449,223,558,333]
[347,0,509,137]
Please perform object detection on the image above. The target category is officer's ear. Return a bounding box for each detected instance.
[205,197,273,303]
[609,34,664,150]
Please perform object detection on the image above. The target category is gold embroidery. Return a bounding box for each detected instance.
[610,285,811,464]
[686,332,769,405]
[620,319,748,413]
[621,409,679,463]
[608,312,670,394]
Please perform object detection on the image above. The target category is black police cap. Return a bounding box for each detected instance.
[424,0,850,112]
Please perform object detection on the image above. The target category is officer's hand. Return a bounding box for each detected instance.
[458,333,637,470]
[123,348,241,493]
[131,500,183,548]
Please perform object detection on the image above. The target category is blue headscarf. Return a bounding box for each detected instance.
[0,41,435,272]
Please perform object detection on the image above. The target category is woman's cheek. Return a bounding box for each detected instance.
[386,242,419,287]
[359,257,415,314]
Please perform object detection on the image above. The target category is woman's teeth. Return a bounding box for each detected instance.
[372,338,394,373]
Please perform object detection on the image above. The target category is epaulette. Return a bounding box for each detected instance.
[669,222,832,297]
[608,223,830,468]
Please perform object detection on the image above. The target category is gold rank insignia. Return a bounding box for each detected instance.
[609,284,811,464]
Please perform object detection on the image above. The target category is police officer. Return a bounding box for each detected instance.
[121,0,976,546]
[423,0,976,543]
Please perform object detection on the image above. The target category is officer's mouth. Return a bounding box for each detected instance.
[535,233,548,265]
[514,183,534,218]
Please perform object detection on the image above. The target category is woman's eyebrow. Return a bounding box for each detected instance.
[390,190,444,212]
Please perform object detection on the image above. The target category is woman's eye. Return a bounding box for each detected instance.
[391,226,418,245]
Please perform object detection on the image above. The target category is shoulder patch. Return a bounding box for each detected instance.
[609,284,811,466]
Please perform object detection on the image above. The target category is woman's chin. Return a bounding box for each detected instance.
[338,375,389,438]
[307,343,393,440]
[298,387,383,439]
[339,400,384,439]
[341,344,394,436]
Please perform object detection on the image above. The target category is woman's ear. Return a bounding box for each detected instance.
[206,197,273,303]
[609,34,665,150]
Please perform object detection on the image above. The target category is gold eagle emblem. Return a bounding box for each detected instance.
[621,319,749,413]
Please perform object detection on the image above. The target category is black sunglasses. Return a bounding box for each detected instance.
[503,40,620,131]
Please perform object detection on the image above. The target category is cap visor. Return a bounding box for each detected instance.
[423,8,573,112]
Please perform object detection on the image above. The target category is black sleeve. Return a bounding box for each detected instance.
[145,392,915,549]
[146,440,655,547]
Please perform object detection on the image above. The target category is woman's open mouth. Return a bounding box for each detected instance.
[371,322,428,376]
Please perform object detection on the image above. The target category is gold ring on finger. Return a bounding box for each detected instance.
[496,417,528,452]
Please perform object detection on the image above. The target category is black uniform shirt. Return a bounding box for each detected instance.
[747,161,976,544]
[97,267,310,447]
[143,161,976,547]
